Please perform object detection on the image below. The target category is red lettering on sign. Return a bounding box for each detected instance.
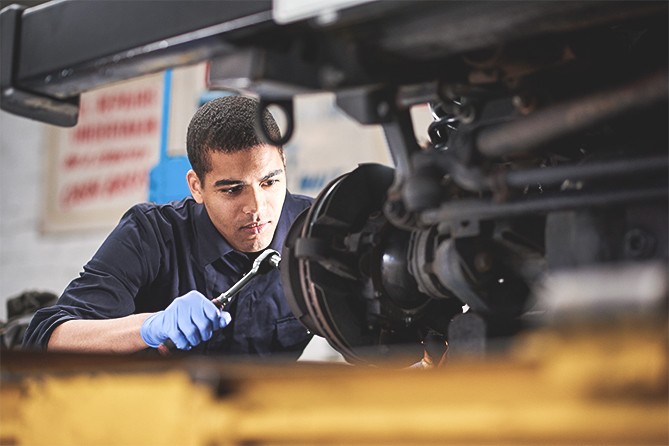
[72,118,158,143]
[63,153,96,169]
[59,170,149,209]
[103,170,147,196]
[59,180,100,208]
[96,88,157,113]
[98,147,148,164]
[62,147,149,169]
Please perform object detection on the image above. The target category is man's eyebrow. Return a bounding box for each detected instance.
[213,169,283,188]
[261,169,284,182]
[213,178,244,188]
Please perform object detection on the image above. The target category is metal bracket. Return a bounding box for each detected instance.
[256,98,294,146]
[0,5,79,126]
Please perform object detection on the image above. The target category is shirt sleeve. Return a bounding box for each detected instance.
[22,206,161,350]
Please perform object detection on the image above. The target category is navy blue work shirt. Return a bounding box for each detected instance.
[23,191,313,359]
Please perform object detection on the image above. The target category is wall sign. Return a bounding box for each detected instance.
[43,74,162,232]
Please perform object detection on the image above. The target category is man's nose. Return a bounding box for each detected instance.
[242,186,264,215]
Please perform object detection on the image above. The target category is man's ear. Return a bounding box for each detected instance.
[186,169,204,204]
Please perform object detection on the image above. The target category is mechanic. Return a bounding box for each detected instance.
[23,96,314,358]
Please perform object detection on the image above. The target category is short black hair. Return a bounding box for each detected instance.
[186,95,282,181]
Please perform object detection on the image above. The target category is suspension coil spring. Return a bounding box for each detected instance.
[428,100,462,148]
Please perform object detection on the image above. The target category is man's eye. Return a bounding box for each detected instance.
[221,186,242,195]
[263,179,279,187]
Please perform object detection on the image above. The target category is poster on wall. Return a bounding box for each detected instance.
[42,74,163,233]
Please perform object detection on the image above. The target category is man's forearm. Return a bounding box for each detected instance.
[47,314,152,353]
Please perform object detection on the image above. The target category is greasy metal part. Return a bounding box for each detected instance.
[545,203,668,270]
[407,227,453,300]
[437,238,530,318]
[420,186,667,225]
[477,71,669,158]
[502,155,669,190]
[427,98,462,146]
[376,229,429,310]
[281,210,321,336]
[395,82,440,109]
[334,85,424,228]
[380,108,423,228]
[406,139,668,211]
[334,86,397,125]
[407,227,531,319]
[432,240,487,311]
[283,164,444,365]
[414,151,668,202]
[207,46,322,96]
[375,1,665,60]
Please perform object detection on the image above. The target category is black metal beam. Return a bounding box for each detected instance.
[1,0,275,125]
[16,0,274,96]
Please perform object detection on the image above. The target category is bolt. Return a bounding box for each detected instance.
[623,228,656,259]
[376,101,390,119]
[457,104,476,124]
[474,252,494,273]
[512,93,537,115]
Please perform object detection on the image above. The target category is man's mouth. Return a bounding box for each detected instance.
[240,222,268,235]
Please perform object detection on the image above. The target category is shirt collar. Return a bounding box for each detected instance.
[193,201,235,267]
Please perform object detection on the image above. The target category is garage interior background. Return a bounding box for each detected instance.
[0,1,667,444]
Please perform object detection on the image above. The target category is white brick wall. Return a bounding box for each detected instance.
[0,111,109,321]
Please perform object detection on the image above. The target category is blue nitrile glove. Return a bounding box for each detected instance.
[140,290,232,350]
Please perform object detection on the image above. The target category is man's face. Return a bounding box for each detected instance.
[187,145,287,253]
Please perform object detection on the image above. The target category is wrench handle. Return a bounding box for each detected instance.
[156,249,280,356]
[157,339,176,356]
[156,298,226,356]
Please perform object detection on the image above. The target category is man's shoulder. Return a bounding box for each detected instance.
[129,197,195,214]
[286,191,314,211]
[123,197,198,225]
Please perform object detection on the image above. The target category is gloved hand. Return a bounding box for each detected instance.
[140,290,232,350]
